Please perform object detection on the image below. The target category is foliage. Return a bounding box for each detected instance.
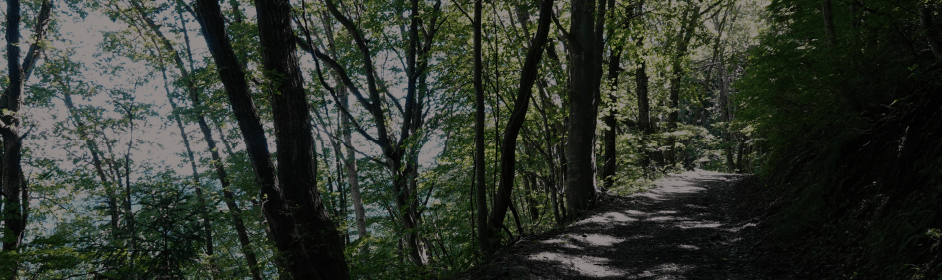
[0,0,768,278]
[737,0,942,278]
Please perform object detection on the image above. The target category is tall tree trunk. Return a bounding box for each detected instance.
[473,0,490,253]
[131,3,265,277]
[256,0,349,277]
[487,0,553,244]
[317,0,443,266]
[635,8,652,173]
[822,0,837,46]
[558,144,568,219]
[162,73,218,278]
[59,82,121,237]
[666,3,700,166]
[566,0,604,216]
[921,5,942,59]
[718,64,737,172]
[534,83,562,226]
[736,140,746,172]
[314,10,366,252]
[602,47,621,190]
[546,176,561,224]
[523,174,539,220]
[121,104,138,278]
[0,0,41,277]
[601,0,628,190]
[194,0,349,278]
[301,9,369,256]
[341,89,368,254]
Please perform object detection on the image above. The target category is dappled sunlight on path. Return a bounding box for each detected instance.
[524,170,738,279]
[456,170,792,280]
[528,252,624,277]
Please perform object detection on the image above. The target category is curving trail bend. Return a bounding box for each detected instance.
[457,170,806,280]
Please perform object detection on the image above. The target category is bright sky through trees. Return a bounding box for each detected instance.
[25,0,942,279]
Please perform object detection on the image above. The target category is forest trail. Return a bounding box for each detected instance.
[457,170,805,280]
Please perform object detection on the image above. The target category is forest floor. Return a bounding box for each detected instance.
[453,170,813,280]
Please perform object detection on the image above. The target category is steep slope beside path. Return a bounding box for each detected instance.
[457,170,804,280]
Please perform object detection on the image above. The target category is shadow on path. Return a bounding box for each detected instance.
[458,170,800,280]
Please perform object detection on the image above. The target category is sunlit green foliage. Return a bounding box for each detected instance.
[0,0,772,278]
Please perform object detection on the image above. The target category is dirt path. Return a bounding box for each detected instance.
[455,170,805,280]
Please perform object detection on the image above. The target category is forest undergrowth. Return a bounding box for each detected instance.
[753,84,942,279]
[735,1,942,278]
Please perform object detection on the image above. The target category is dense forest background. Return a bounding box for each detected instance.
[0,0,938,279]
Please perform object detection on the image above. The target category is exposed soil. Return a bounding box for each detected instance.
[453,170,813,280]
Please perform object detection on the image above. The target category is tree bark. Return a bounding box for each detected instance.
[473,0,490,253]
[634,0,651,173]
[256,0,349,277]
[317,0,443,266]
[523,174,539,221]
[921,5,942,59]
[736,140,746,172]
[120,100,138,278]
[0,0,21,238]
[566,0,604,216]
[306,10,368,256]
[602,47,621,190]
[666,2,700,166]
[341,87,368,255]
[194,0,349,278]
[822,0,837,46]
[129,3,264,277]
[487,0,553,244]
[718,63,737,172]
[533,84,562,226]
[58,78,121,238]
[161,72,217,278]
[0,0,49,278]
[637,59,651,160]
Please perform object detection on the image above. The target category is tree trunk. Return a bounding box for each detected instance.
[195,0,349,278]
[546,176,561,224]
[341,88,368,254]
[317,0,444,266]
[531,85,563,225]
[718,63,737,172]
[488,0,553,244]
[822,0,837,46]
[300,9,369,257]
[558,144,568,219]
[566,0,604,216]
[666,3,700,166]
[60,84,121,237]
[161,73,217,278]
[131,3,265,277]
[121,104,138,278]
[636,56,651,170]
[256,0,349,277]
[189,65,265,280]
[634,0,650,173]
[533,83,564,226]
[473,0,490,253]
[314,10,367,253]
[921,5,942,59]
[602,47,621,190]
[0,0,31,277]
[524,174,539,220]
[736,140,746,173]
